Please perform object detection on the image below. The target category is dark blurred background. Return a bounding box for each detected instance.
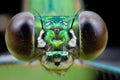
[0,0,22,52]
[0,0,119,52]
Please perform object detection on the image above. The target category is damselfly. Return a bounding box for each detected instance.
[1,0,110,75]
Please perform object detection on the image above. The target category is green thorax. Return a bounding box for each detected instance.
[29,0,76,16]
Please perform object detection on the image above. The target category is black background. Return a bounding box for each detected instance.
[0,0,22,14]
[0,0,119,52]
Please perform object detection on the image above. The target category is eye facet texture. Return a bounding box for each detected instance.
[78,11,108,60]
[5,12,35,60]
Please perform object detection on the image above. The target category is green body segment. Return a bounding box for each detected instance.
[29,0,76,16]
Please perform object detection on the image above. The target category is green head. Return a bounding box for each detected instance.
[5,11,108,73]
[37,16,77,72]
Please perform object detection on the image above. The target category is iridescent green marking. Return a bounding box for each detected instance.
[46,51,69,61]
[37,16,76,48]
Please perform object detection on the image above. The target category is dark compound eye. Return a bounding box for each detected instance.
[78,11,108,60]
[5,12,36,61]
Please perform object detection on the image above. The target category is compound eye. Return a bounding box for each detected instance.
[5,12,36,61]
[78,11,108,60]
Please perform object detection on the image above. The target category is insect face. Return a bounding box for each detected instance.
[5,11,108,73]
[37,16,77,72]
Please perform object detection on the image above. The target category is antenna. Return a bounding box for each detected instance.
[33,9,44,29]
[70,9,82,29]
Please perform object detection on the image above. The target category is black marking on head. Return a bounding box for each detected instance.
[70,9,82,29]
[33,9,44,29]
[68,31,73,40]
[41,31,46,40]
[54,62,60,66]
